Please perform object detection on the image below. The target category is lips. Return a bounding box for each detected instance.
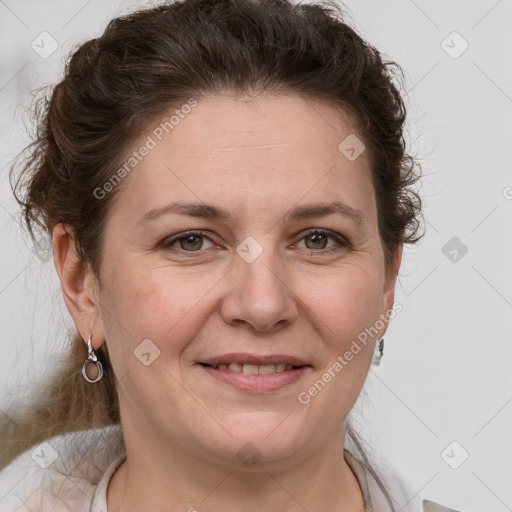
[199,353,309,374]
[199,353,309,368]
[205,362,294,374]
[198,353,311,392]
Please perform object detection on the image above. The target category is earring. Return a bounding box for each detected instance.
[82,334,104,383]
[372,337,384,366]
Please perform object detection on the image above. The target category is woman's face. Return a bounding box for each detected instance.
[92,94,400,468]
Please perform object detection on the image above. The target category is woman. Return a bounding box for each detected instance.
[0,0,460,510]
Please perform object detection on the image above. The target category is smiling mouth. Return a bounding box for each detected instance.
[199,362,304,374]
[198,353,311,392]
[198,355,311,392]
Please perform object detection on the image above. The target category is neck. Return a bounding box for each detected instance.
[107,427,365,512]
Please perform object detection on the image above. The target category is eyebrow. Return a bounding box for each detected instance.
[137,201,368,229]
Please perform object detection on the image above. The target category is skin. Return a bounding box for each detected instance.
[53,94,402,512]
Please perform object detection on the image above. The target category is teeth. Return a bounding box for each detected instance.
[258,364,275,374]
[213,363,298,374]
[242,364,259,375]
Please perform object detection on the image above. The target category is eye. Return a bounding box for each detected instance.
[160,228,349,256]
[161,230,217,254]
[294,229,348,254]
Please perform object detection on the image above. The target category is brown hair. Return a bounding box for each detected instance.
[4,0,423,507]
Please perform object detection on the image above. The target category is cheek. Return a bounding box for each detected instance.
[295,273,380,427]
[98,265,201,420]
[100,259,218,358]
[298,263,383,345]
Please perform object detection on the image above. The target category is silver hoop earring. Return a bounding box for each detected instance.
[372,337,384,366]
[82,335,104,383]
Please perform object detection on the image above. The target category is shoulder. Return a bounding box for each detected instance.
[0,424,125,512]
[366,465,464,512]
[344,450,464,512]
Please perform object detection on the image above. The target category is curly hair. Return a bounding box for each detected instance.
[4,0,424,509]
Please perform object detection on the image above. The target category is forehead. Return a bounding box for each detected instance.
[109,94,375,224]
[155,94,363,160]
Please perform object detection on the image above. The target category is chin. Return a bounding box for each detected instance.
[194,412,313,468]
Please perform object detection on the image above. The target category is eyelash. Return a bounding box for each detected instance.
[160,229,349,256]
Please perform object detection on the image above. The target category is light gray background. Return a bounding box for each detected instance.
[1,1,511,511]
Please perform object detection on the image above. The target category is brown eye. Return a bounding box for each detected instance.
[295,229,348,254]
[304,232,329,250]
[178,234,204,251]
[161,230,215,253]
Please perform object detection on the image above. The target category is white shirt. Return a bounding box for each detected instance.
[0,425,461,511]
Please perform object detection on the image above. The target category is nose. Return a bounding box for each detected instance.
[219,247,299,333]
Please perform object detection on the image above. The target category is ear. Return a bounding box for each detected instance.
[379,241,403,337]
[52,223,104,350]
